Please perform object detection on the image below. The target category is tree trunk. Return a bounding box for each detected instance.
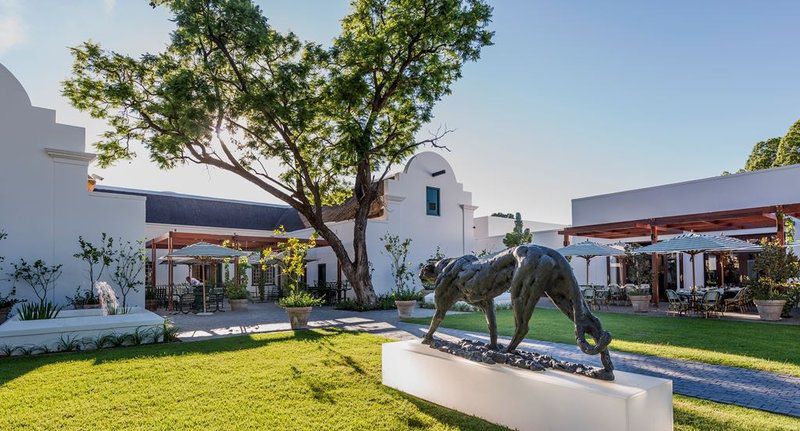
[310,208,378,305]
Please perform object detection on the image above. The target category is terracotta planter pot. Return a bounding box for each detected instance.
[0,306,11,325]
[754,299,786,321]
[629,295,651,313]
[395,300,417,318]
[229,299,249,311]
[285,307,312,329]
[145,300,159,311]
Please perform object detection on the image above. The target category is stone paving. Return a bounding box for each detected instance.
[163,303,800,417]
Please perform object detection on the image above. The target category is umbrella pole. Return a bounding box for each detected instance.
[585,257,591,286]
[197,259,214,316]
[691,253,697,288]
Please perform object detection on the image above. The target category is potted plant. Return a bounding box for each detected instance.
[279,288,323,329]
[623,244,653,312]
[266,228,321,328]
[627,286,651,313]
[392,287,421,318]
[750,240,800,321]
[380,234,423,318]
[225,280,250,311]
[145,288,159,311]
[750,278,787,321]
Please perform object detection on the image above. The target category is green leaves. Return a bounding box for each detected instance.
[744,137,781,171]
[502,212,532,248]
[774,119,800,167]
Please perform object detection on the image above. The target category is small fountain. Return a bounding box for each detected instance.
[95,282,119,315]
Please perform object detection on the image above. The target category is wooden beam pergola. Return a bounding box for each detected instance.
[558,203,800,304]
[559,203,800,240]
[146,231,328,250]
[146,231,329,310]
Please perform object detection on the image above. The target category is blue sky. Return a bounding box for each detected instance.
[2,0,799,223]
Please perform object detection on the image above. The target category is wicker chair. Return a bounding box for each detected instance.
[608,284,623,305]
[723,288,750,314]
[582,287,597,310]
[698,290,722,318]
[666,289,689,316]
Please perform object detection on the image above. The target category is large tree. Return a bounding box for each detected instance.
[63,0,493,304]
[743,137,781,171]
[774,119,800,167]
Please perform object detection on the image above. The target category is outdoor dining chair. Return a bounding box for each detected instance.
[608,284,622,305]
[698,290,722,319]
[666,289,689,316]
[723,287,750,314]
[581,286,597,310]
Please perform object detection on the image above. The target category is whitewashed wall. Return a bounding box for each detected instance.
[572,165,800,226]
[473,216,565,255]
[298,152,475,296]
[0,63,146,308]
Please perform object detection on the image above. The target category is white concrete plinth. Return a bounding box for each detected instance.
[382,340,673,431]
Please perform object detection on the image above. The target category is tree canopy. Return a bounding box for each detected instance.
[63,0,493,303]
[744,137,781,171]
[502,212,532,248]
[774,119,800,167]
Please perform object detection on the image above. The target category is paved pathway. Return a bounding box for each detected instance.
[164,304,800,417]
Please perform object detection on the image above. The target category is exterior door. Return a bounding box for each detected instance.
[317,263,327,287]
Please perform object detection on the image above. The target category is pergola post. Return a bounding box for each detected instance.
[650,225,660,306]
[776,209,785,246]
[167,233,174,311]
[563,234,570,247]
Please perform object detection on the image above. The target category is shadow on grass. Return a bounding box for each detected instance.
[0,328,347,388]
[392,389,510,431]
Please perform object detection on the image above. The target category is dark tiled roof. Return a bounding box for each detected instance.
[95,187,305,232]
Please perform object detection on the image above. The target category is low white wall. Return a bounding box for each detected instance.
[0,308,165,354]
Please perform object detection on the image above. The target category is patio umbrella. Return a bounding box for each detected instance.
[163,242,251,316]
[557,240,627,285]
[634,233,761,288]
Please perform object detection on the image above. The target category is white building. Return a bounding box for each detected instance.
[0,64,146,307]
[98,152,481,297]
[472,215,565,255]
[556,166,800,303]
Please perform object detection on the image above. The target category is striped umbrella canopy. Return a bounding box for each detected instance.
[634,233,761,255]
[634,233,761,288]
[163,242,250,316]
[558,240,626,285]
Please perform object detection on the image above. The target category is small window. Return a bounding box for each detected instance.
[252,265,276,286]
[426,187,440,216]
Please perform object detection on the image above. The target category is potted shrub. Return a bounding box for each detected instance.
[392,287,421,318]
[628,286,651,313]
[279,289,323,329]
[623,244,653,312]
[750,240,800,321]
[750,279,787,321]
[225,281,249,311]
[380,234,423,318]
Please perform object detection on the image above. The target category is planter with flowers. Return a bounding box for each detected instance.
[279,289,323,329]
[225,281,250,311]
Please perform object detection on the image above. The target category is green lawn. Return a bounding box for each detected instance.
[0,330,797,431]
[406,308,800,377]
